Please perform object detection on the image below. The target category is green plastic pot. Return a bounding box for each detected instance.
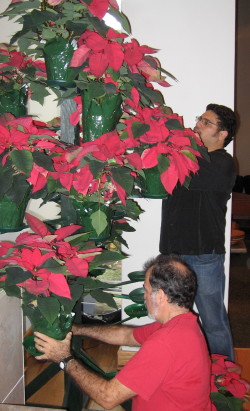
[71,199,112,243]
[23,310,74,357]
[0,86,28,117]
[140,166,169,199]
[0,187,31,232]
[82,91,122,141]
[43,37,76,88]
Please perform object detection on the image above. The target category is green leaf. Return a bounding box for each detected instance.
[10,149,33,176]
[157,154,170,173]
[108,7,131,34]
[131,121,150,138]
[29,82,50,105]
[210,391,243,411]
[113,199,144,221]
[37,296,60,325]
[90,289,117,310]
[90,209,108,236]
[88,15,108,38]
[181,150,196,161]
[56,283,84,314]
[111,167,134,194]
[41,258,65,274]
[166,119,184,130]
[87,158,104,178]
[1,285,21,298]
[32,151,55,172]
[77,277,112,291]
[114,222,135,232]
[5,267,32,286]
[89,251,127,269]
[66,21,89,36]
[139,84,165,106]
[88,82,106,100]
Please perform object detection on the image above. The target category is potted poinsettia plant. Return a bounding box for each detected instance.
[0,212,115,355]
[0,113,62,231]
[210,354,250,411]
[0,43,48,114]
[0,0,130,88]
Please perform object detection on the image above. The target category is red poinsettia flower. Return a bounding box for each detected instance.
[71,29,125,77]
[81,0,119,20]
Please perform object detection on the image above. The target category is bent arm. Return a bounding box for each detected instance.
[72,324,140,347]
[34,331,137,409]
[66,358,136,409]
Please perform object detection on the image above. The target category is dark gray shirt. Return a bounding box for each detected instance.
[159,149,236,255]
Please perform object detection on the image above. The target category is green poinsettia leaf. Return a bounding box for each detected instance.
[89,251,126,269]
[131,121,150,138]
[65,21,89,36]
[181,150,197,161]
[90,289,117,310]
[41,28,57,40]
[0,55,10,63]
[108,7,131,34]
[111,167,134,194]
[166,118,184,130]
[29,82,50,105]
[5,267,32,286]
[103,82,117,96]
[0,1,40,18]
[210,391,243,410]
[157,154,170,173]
[41,258,65,274]
[10,149,33,176]
[22,9,59,31]
[139,84,165,106]
[183,175,192,189]
[88,15,108,38]
[115,199,144,221]
[114,221,135,232]
[1,284,21,298]
[56,283,84,314]
[32,151,55,172]
[87,158,104,178]
[37,296,60,325]
[87,82,106,100]
[90,209,108,236]
[76,277,112,291]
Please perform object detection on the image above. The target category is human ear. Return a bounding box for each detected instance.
[218,129,228,143]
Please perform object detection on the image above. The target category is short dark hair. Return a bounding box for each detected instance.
[206,103,237,146]
[143,254,197,310]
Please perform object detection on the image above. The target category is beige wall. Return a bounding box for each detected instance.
[0,290,25,405]
[235,0,250,176]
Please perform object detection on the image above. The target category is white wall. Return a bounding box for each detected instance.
[121,0,236,323]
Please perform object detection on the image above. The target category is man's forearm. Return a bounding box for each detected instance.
[72,324,140,347]
[66,358,135,409]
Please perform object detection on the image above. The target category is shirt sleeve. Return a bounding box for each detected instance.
[116,331,171,400]
[189,151,235,192]
[133,321,161,344]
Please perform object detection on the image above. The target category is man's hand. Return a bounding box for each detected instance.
[34,331,72,362]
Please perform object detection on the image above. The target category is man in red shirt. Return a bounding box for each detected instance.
[34,254,212,410]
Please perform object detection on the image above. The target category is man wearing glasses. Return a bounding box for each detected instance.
[160,103,237,361]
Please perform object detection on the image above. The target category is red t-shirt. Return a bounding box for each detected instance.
[116,312,212,410]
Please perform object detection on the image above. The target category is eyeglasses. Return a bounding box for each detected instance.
[195,116,218,127]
